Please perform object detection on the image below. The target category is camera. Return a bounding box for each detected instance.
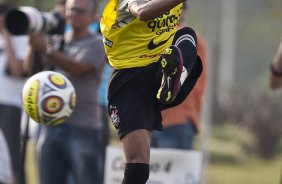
[5,6,65,35]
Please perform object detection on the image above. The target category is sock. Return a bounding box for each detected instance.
[122,163,150,184]
[173,27,198,83]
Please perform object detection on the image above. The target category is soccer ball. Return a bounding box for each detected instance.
[22,71,76,125]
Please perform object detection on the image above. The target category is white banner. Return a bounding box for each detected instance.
[104,145,203,184]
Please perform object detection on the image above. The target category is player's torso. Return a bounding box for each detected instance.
[101,0,182,69]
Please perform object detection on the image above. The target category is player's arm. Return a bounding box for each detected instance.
[269,41,282,89]
[128,0,183,21]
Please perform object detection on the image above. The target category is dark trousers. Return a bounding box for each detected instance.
[0,104,22,183]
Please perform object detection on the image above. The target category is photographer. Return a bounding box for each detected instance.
[24,0,105,183]
[0,3,28,184]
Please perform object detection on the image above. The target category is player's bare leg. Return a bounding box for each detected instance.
[120,129,151,184]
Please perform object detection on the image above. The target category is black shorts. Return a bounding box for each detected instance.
[107,56,202,139]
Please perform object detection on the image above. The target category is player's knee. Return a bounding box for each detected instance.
[176,27,197,43]
[182,27,196,37]
[122,163,150,184]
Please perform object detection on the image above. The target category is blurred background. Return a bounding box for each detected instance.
[3,0,282,183]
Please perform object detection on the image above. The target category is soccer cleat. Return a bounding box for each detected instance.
[157,45,183,104]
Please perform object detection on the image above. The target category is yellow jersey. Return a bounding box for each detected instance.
[100,0,182,69]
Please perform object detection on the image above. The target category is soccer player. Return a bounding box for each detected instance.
[100,0,203,183]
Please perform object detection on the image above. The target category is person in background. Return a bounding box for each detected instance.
[97,61,112,183]
[269,40,282,89]
[68,15,111,183]
[100,0,203,183]
[151,1,208,150]
[0,128,13,184]
[93,22,113,184]
[24,0,105,183]
[0,3,28,183]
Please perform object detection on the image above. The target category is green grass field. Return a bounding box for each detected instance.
[206,155,281,184]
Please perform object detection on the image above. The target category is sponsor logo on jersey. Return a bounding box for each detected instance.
[148,33,175,50]
[103,37,113,48]
[147,11,180,35]
[146,9,181,50]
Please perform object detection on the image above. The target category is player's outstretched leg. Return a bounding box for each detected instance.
[157,45,183,104]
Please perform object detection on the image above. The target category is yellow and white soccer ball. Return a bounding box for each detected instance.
[22,71,76,125]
